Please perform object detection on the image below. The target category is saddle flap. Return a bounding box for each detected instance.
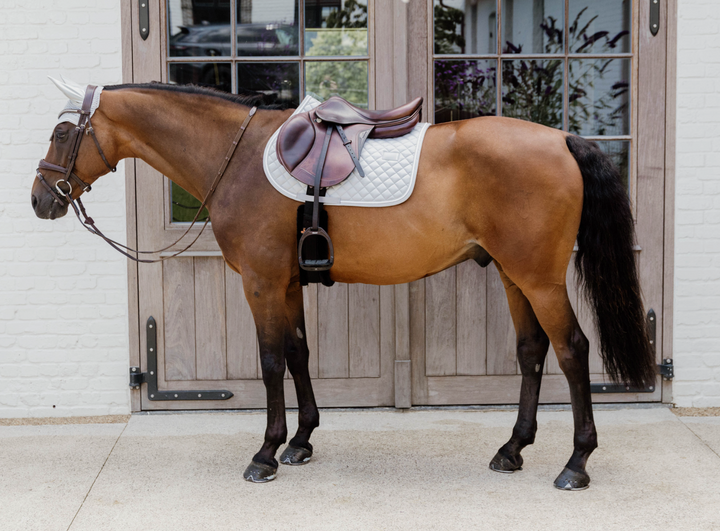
[277,112,316,173]
[289,119,373,187]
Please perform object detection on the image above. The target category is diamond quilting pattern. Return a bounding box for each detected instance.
[263,96,431,208]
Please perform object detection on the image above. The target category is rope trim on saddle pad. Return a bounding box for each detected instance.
[263,95,430,208]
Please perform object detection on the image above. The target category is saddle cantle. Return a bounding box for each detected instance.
[277,96,423,187]
[276,95,423,275]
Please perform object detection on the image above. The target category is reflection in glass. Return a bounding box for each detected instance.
[172,182,208,223]
[501,59,563,129]
[237,62,300,107]
[237,0,298,56]
[568,0,631,53]
[305,61,368,106]
[598,141,630,191]
[435,60,496,123]
[569,59,630,136]
[168,2,231,58]
[305,0,368,56]
[169,62,232,94]
[434,0,497,55]
[502,0,563,54]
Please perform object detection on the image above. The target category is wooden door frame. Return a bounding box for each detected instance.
[123,0,677,412]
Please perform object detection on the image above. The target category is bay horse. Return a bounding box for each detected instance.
[31,81,655,490]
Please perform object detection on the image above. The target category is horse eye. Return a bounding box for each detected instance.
[55,131,68,143]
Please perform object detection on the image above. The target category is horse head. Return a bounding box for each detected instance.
[31,76,119,219]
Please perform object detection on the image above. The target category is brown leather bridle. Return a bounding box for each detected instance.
[36,85,256,263]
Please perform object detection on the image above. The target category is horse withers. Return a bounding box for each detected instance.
[31,78,655,490]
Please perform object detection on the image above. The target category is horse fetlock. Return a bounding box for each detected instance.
[288,436,313,452]
[574,431,598,454]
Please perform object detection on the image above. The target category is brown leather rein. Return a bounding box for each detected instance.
[36,85,257,263]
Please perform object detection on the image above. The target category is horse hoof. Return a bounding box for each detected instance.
[553,467,590,491]
[489,451,523,473]
[243,461,278,483]
[280,445,313,466]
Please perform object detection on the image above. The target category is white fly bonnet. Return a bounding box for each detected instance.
[49,76,104,126]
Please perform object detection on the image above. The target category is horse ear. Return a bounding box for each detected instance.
[48,76,84,106]
[59,74,86,94]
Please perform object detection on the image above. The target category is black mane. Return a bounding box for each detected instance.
[103,82,291,110]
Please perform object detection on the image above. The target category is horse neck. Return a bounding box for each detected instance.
[101,88,257,201]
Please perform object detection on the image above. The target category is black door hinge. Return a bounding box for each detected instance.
[129,317,233,401]
[658,358,674,380]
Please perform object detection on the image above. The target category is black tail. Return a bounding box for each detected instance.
[566,135,655,388]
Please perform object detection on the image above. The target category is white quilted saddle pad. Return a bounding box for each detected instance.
[263,95,431,207]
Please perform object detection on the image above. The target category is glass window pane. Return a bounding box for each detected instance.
[172,182,209,223]
[305,0,368,57]
[168,2,231,58]
[434,0,497,55]
[169,62,232,93]
[237,62,300,107]
[435,59,497,123]
[236,0,299,56]
[305,61,368,106]
[597,140,630,191]
[502,0,564,54]
[568,58,630,135]
[568,0,631,53]
[501,59,563,128]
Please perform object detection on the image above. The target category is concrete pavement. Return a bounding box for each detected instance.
[1,406,719,531]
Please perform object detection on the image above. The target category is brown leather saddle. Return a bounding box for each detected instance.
[277,96,423,272]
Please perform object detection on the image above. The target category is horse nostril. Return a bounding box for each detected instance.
[31,194,38,210]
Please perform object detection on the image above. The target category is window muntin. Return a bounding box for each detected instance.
[433,0,634,189]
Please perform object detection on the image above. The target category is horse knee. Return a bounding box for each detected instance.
[517,331,549,376]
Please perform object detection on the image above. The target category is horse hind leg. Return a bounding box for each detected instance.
[279,282,320,466]
[489,264,550,474]
[522,280,597,491]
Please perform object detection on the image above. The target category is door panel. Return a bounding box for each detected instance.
[129,1,394,411]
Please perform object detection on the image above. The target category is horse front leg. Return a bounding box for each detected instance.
[242,277,289,483]
[279,281,320,466]
[490,265,550,473]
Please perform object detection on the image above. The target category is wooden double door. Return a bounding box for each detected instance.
[123,0,672,412]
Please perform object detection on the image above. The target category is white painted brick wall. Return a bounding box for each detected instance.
[0,0,129,417]
[674,0,720,406]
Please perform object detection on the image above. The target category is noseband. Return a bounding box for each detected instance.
[36,85,116,207]
[36,84,257,263]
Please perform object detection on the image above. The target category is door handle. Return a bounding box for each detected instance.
[650,0,660,36]
[139,0,149,41]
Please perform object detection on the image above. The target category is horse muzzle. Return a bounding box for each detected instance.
[31,186,69,220]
